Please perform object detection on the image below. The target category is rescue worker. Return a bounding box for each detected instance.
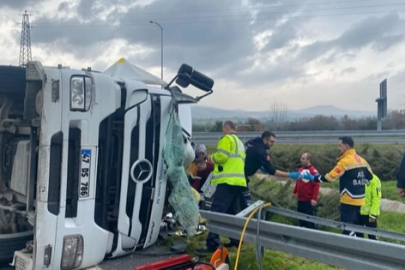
[197,120,247,253]
[292,153,320,229]
[397,150,405,197]
[301,137,373,236]
[358,174,382,240]
[244,131,302,182]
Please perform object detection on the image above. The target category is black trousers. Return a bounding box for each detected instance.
[340,204,361,236]
[357,215,378,240]
[206,184,245,251]
[297,201,317,229]
[239,186,251,210]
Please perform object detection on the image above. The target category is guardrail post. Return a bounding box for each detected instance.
[255,209,266,264]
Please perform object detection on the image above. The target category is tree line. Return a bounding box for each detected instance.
[193,109,405,132]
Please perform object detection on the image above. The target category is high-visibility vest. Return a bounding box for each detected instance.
[211,134,246,187]
[360,174,382,218]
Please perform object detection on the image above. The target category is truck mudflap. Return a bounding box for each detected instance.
[0,231,33,263]
[12,251,34,270]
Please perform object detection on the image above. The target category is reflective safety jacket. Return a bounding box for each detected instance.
[211,134,247,187]
[360,174,382,219]
[323,149,373,206]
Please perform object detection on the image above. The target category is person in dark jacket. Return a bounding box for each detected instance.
[397,150,405,197]
[244,131,301,181]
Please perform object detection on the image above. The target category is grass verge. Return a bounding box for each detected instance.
[174,178,405,269]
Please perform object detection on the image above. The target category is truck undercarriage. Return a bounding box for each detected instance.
[0,66,36,262]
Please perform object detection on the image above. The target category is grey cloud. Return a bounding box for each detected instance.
[320,52,356,65]
[372,34,404,51]
[30,0,258,76]
[2,0,39,9]
[58,1,71,12]
[17,0,405,90]
[390,68,405,84]
[299,41,331,62]
[335,13,402,50]
[19,0,310,87]
[298,13,404,63]
[363,71,390,83]
[339,67,356,76]
[29,17,119,55]
[252,0,303,28]
[77,0,96,18]
[242,64,305,86]
[264,20,297,51]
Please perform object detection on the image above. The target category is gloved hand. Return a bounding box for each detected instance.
[301,169,315,181]
[287,172,301,179]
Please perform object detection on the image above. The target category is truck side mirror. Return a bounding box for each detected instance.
[175,64,214,92]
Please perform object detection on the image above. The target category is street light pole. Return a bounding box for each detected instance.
[149,20,163,82]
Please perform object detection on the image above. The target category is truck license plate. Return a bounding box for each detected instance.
[80,149,91,198]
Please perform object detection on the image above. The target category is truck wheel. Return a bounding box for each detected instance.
[0,66,26,96]
[0,231,33,263]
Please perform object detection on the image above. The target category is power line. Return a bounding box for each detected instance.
[27,8,405,29]
[0,0,400,19]
[0,0,386,17]
[1,5,404,29]
[92,0,405,15]
[32,2,405,26]
[117,2,405,22]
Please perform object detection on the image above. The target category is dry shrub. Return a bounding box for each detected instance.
[270,144,404,181]
[249,175,341,223]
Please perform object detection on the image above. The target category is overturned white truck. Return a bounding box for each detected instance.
[0,60,213,269]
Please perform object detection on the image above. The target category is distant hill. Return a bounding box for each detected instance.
[191,105,374,121]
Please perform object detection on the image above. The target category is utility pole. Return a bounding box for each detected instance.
[19,10,32,67]
[149,21,163,81]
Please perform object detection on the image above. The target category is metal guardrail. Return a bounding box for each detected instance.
[193,130,405,145]
[200,207,405,270]
[264,205,405,242]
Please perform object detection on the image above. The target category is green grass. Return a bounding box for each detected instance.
[379,181,405,203]
[322,180,405,203]
[179,231,342,270]
[174,178,405,269]
[227,244,342,270]
[180,209,405,270]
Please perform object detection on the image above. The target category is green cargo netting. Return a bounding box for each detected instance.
[163,110,198,236]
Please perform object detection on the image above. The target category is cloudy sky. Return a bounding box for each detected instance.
[1,0,405,112]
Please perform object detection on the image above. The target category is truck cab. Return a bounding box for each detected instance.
[0,61,213,269]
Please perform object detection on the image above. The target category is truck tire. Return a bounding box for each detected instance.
[0,66,26,96]
[0,231,33,263]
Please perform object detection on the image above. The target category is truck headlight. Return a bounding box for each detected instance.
[70,76,92,111]
[61,235,84,270]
